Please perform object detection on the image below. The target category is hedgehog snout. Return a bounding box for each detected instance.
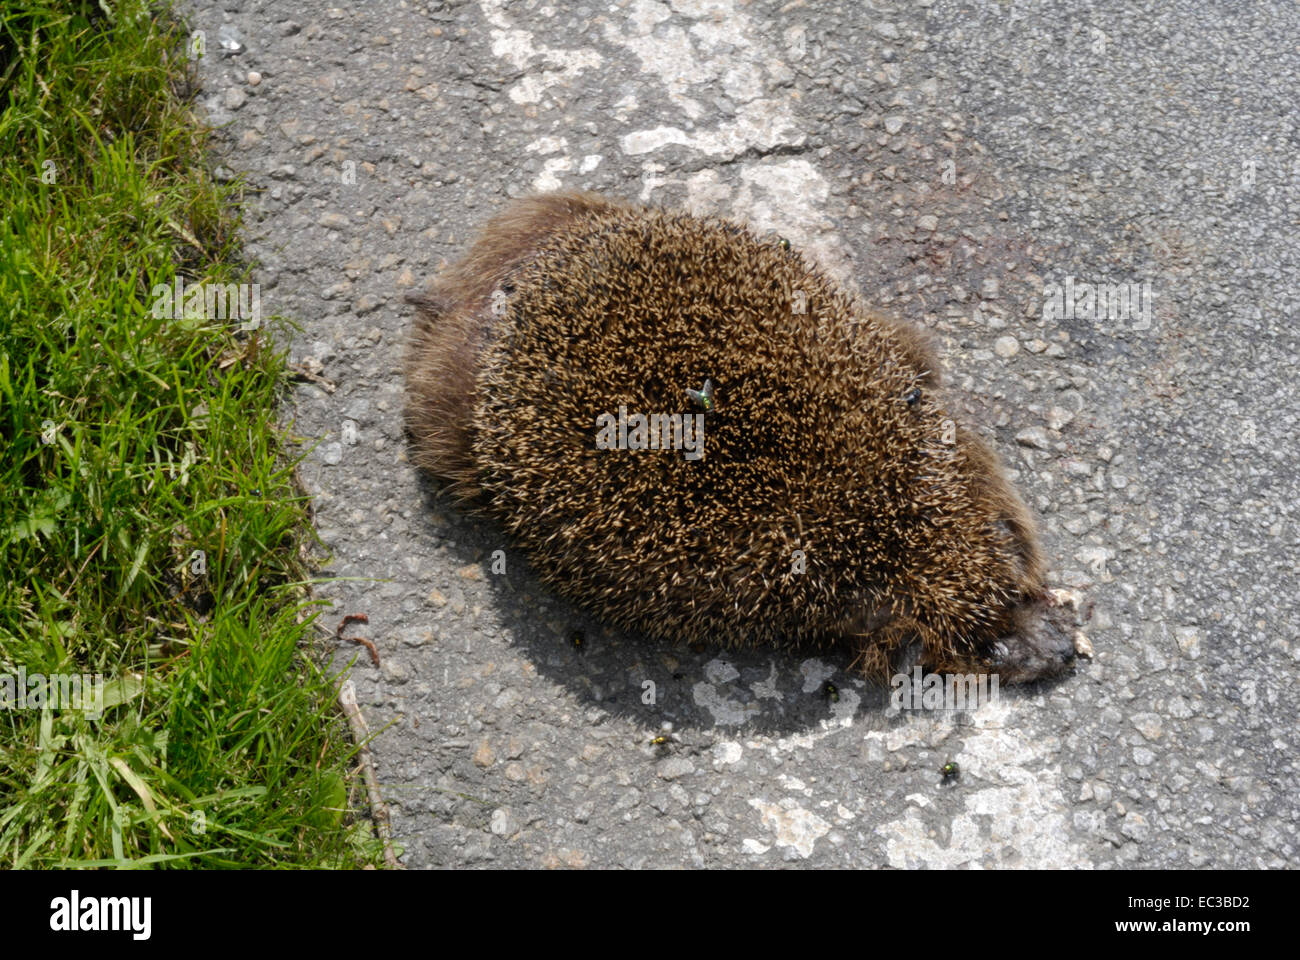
[987,598,1077,683]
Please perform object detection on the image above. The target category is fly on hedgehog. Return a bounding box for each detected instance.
[404,190,1080,684]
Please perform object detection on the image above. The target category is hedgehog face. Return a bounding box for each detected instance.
[844,554,1075,684]
[849,419,1075,684]
[989,595,1079,683]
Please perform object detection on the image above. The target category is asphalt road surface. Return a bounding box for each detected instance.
[182,0,1298,868]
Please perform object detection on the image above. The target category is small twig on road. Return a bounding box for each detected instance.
[286,362,336,393]
[339,679,401,869]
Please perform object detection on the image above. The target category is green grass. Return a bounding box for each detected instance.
[0,1,385,867]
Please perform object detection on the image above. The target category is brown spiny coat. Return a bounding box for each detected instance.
[405,191,1075,682]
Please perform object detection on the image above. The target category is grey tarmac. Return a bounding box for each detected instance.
[181,0,1299,868]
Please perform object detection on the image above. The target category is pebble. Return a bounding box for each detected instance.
[1175,627,1202,659]
[247,71,262,86]
[1072,630,1094,658]
[1047,405,1074,430]
[223,87,247,111]
[1121,812,1150,842]
[1015,426,1050,449]
[1131,713,1164,741]
[884,116,905,134]
[994,335,1019,357]
[403,629,432,647]
[1076,545,1111,575]
[354,293,383,314]
[658,757,695,780]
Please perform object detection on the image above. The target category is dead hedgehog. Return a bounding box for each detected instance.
[404,190,1077,683]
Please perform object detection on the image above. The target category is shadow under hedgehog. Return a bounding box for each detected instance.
[404,190,1078,684]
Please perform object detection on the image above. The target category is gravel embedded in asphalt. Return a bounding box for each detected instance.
[180,0,1298,868]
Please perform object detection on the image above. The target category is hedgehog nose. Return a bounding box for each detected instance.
[1043,625,1076,666]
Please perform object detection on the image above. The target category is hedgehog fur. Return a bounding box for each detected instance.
[405,191,1076,683]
